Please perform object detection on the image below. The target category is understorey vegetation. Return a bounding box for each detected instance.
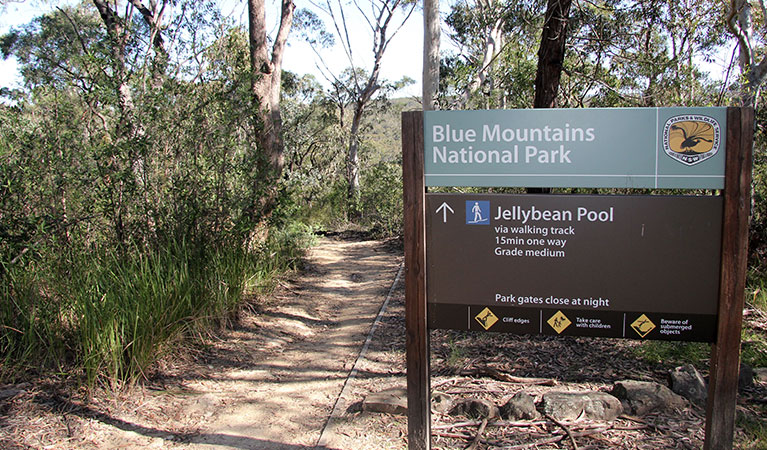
[0,4,765,438]
[0,1,316,388]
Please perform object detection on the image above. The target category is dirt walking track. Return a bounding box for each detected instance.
[34,236,406,449]
[184,236,403,449]
[4,234,767,449]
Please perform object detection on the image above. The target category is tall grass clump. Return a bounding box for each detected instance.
[67,240,232,386]
[0,262,72,376]
[0,223,314,387]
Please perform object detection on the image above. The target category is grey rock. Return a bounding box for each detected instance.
[542,391,623,421]
[754,367,767,383]
[362,387,407,415]
[0,388,23,400]
[431,391,454,414]
[448,398,500,419]
[669,364,707,406]
[740,363,755,390]
[611,380,686,416]
[500,392,540,420]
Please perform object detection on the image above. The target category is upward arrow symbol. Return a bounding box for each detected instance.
[436,202,454,223]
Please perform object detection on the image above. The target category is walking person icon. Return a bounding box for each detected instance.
[472,202,483,223]
[465,200,490,225]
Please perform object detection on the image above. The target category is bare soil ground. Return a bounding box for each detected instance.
[1,234,765,449]
[0,234,404,449]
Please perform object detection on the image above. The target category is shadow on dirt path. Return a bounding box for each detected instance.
[177,236,403,450]
[0,236,403,450]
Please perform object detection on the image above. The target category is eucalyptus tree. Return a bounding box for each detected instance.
[441,0,728,109]
[0,0,314,384]
[423,0,440,110]
[90,0,169,140]
[453,0,509,108]
[0,1,273,248]
[586,0,728,107]
[727,0,767,106]
[298,0,416,205]
[1,4,132,247]
[441,0,543,109]
[724,0,767,274]
[247,0,294,188]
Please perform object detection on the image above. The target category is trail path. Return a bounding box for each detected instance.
[85,235,404,449]
[186,236,402,449]
[4,234,765,449]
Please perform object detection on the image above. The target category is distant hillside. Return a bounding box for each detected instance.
[362,96,422,166]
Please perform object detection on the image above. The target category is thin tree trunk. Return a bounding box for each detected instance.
[347,104,364,203]
[728,0,767,106]
[248,0,294,179]
[423,0,440,110]
[533,0,572,108]
[321,0,414,209]
[92,0,133,248]
[530,0,572,194]
[459,0,505,109]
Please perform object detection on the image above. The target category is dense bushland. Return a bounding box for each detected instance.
[2,0,767,407]
[0,4,314,386]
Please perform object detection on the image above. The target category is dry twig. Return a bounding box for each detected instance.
[460,366,558,386]
[466,418,489,450]
[546,413,579,449]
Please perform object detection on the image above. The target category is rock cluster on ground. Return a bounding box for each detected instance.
[669,364,707,406]
[441,376,689,421]
[542,391,623,421]
[362,364,739,422]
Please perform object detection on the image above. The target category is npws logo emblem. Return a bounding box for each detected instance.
[663,115,721,166]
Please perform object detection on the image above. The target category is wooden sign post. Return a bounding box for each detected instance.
[402,110,430,450]
[402,107,753,450]
[704,107,754,450]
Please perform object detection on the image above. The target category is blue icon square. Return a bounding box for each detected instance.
[466,201,490,225]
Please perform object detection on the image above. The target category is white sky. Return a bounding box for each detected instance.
[0,0,427,97]
[0,0,734,96]
[0,1,51,89]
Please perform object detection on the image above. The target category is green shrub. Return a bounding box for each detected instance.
[0,225,313,387]
[632,340,710,366]
[359,161,403,238]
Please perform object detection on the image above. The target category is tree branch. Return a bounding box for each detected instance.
[726,0,752,68]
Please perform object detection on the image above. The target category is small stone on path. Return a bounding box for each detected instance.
[542,391,622,421]
[611,380,686,416]
[362,388,407,415]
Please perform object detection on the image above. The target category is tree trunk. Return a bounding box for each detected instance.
[248,0,294,179]
[530,0,572,194]
[533,0,573,108]
[727,0,767,106]
[128,0,168,82]
[92,0,134,248]
[92,0,133,138]
[460,0,505,109]
[347,103,363,203]
[423,0,440,110]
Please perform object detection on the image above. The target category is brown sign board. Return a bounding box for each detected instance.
[404,108,753,450]
[426,193,723,342]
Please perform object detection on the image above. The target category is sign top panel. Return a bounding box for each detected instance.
[424,107,727,189]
